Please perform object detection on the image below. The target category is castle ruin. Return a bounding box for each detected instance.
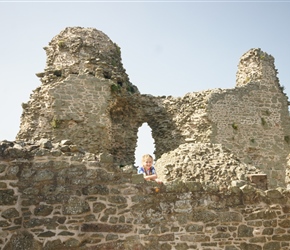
[1,27,290,249]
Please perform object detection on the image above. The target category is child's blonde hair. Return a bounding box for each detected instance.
[141,154,153,162]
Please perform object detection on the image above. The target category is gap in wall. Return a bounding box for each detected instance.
[134,122,155,166]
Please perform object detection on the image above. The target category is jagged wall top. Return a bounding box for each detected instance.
[236,48,279,87]
[38,26,138,93]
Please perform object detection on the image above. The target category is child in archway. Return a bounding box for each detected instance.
[137,154,162,184]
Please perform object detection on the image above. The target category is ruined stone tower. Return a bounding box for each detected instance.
[17,27,290,188]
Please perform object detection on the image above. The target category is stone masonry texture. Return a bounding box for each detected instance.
[1,140,290,250]
[1,26,290,249]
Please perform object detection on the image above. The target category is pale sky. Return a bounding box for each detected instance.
[1,1,289,165]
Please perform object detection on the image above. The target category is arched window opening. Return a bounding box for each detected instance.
[135,123,155,166]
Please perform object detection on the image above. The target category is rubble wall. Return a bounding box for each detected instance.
[18,75,113,155]
[207,49,290,188]
[1,141,290,250]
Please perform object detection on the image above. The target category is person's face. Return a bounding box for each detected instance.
[143,158,153,169]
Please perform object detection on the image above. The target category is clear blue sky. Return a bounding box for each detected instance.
[1,1,289,164]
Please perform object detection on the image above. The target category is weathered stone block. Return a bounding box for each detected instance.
[63,197,90,215]
[99,152,114,163]
[5,165,20,180]
[249,236,266,243]
[219,211,243,222]
[158,233,174,241]
[94,168,114,181]
[108,195,127,204]
[263,219,277,227]
[0,220,10,227]
[175,243,189,250]
[4,147,29,159]
[247,174,267,190]
[0,189,17,205]
[192,210,217,223]
[238,224,253,237]
[180,234,210,242]
[81,223,133,233]
[166,179,186,193]
[23,218,43,228]
[174,200,192,213]
[278,219,290,228]
[106,233,118,241]
[245,210,277,221]
[34,205,53,216]
[263,242,280,250]
[1,208,19,219]
[225,246,238,250]
[93,202,106,213]
[132,174,144,184]
[0,163,7,173]
[265,189,283,199]
[38,139,53,149]
[38,231,56,237]
[212,232,231,239]
[82,184,109,195]
[185,224,203,232]
[240,242,262,250]
[184,181,203,191]
[104,207,117,215]
[272,234,290,241]
[3,231,42,250]
[262,228,273,235]
[58,231,74,236]
[34,169,54,182]
[63,238,80,247]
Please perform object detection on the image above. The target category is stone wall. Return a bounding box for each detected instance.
[155,142,265,191]
[18,75,113,155]
[208,49,290,188]
[1,140,290,250]
[17,27,139,164]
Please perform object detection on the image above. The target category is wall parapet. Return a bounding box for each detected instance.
[1,139,290,250]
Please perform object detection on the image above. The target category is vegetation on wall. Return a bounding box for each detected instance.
[51,118,61,129]
[261,117,267,126]
[232,123,238,130]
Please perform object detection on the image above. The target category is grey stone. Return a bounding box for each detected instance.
[263,242,281,250]
[99,152,114,163]
[132,174,144,184]
[63,197,90,215]
[0,163,6,173]
[38,139,53,149]
[3,231,42,250]
[240,243,262,250]
[34,205,53,216]
[82,184,109,195]
[192,210,217,223]
[265,189,283,199]
[1,208,19,219]
[219,212,243,222]
[0,190,17,205]
[238,225,253,237]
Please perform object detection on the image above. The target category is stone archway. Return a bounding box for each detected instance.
[109,94,183,166]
